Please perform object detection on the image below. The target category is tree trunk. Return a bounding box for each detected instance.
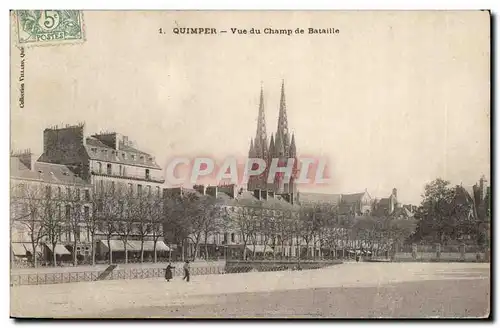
[52,243,57,267]
[107,238,113,264]
[140,240,145,263]
[91,236,96,266]
[204,233,209,260]
[153,240,158,263]
[31,241,37,268]
[124,240,128,264]
[73,240,78,266]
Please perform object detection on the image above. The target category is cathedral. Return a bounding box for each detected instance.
[247,81,298,198]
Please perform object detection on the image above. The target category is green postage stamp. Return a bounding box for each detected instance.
[14,10,85,47]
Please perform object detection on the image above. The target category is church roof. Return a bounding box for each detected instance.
[298,192,342,206]
[341,192,366,204]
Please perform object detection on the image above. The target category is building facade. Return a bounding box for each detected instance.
[11,124,169,266]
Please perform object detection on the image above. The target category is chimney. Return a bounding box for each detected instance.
[260,190,268,200]
[253,189,261,200]
[206,186,218,198]
[193,184,206,195]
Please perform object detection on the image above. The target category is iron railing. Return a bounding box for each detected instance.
[10,260,341,286]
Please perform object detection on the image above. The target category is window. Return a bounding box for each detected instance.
[45,186,51,198]
[156,186,160,197]
[122,153,126,160]
[123,167,127,176]
[128,183,133,196]
[147,185,151,196]
[119,165,123,176]
[85,189,90,201]
[140,155,144,161]
[223,233,228,243]
[91,148,97,153]
[107,163,112,175]
[76,188,80,201]
[145,169,150,180]
[57,187,62,199]
[84,206,90,220]
[137,184,142,196]
[98,162,102,174]
[231,233,235,243]
[66,187,71,199]
[65,205,71,221]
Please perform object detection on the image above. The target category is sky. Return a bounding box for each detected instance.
[10,11,490,205]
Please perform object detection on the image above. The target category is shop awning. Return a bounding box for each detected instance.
[11,243,27,256]
[45,244,71,255]
[127,240,170,252]
[100,239,134,251]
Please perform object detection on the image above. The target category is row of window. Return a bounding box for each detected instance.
[90,148,153,162]
[97,180,161,197]
[36,185,90,202]
[96,162,151,180]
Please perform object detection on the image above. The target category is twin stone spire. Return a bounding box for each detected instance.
[248,81,297,194]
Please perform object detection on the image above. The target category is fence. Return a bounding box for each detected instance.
[10,265,225,286]
[10,259,340,286]
[394,243,489,263]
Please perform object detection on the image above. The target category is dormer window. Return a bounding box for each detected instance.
[131,154,136,160]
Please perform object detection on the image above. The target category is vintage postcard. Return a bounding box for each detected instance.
[9,11,490,318]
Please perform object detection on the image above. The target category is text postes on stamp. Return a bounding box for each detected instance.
[15,10,85,47]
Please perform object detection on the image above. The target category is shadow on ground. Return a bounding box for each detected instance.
[96,278,490,318]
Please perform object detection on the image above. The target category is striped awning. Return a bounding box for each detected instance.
[127,240,170,252]
[45,244,71,255]
[100,240,132,251]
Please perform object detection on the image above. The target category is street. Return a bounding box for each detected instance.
[10,262,490,318]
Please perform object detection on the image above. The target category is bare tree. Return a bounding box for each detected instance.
[233,205,259,260]
[117,190,136,264]
[150,196,164,263]
[41,194,64,267]
[67,185,87,266]
[98,184,120,264]
[201,199,224,260]
[135,193,152,263]
[12,183,46,268]
[85,190,101,266]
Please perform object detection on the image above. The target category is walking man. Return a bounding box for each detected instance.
[182,260,190,282]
